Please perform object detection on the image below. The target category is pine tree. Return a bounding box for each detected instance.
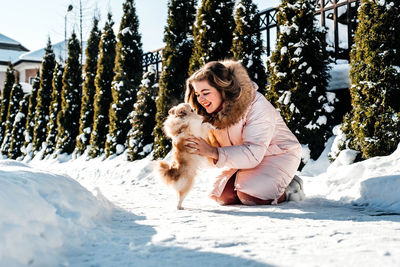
[32,38,56,153]
[56,32,82,155]
[44,63,64,156]
[127,66,159,160]
[106,0,143,156]
[267,0,334,162]
[231,0,266,93]
[8,94,29,159]
[188,0,235,74]
[0,63,15,146]
[338,0,400,160]
[153,0,196,159]
[89,14,117,158]
[76,17,101,155]
[1,79,24,155]
[22,73,40,158]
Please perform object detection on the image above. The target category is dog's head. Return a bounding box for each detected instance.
[168,103,194,118]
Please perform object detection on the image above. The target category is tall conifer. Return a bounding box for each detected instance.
[267,0,334,162]
[1,79,24,154]
[153,0,196,159]
[127,67,159,160]
[338,0,400,160]
[231,0,266,93]
[56,32,82,155]
[0,63,15,145]
[188,0,235,74]
[89,14,116,158]
[44,63,64,156]
[32,39,56,153]
[22,73,40,158]
[8,94,29,159]
[76,17,101,155]
[106,0,143,156]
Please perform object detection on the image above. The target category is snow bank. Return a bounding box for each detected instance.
[327,60,350,90]
[1,138,399,265]
[0,160,114,266]
[303,143,400,213]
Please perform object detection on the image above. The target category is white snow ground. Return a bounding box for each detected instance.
[1,139,400,267]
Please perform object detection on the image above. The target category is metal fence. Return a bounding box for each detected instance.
[143,0,360,71]
[259,0,360,59]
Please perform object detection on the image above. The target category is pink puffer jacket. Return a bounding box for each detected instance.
[195,60,302,203]
[210,91,302,202]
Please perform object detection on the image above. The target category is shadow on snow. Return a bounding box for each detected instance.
[68,207,271,267]
[202,197,400,223]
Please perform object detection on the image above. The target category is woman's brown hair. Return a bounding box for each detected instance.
[185,61,241,118]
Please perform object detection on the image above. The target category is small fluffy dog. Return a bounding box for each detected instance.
[155,103,214,210]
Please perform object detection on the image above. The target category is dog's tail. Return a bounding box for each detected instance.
[155,160,181,185]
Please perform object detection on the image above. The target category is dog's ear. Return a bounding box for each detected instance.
[168,106,176,115]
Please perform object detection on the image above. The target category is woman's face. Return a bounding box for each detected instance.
[192,80,223,114]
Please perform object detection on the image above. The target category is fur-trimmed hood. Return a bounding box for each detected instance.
[204,60,256,129]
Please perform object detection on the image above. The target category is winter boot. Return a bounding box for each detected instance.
[285,175,305,201]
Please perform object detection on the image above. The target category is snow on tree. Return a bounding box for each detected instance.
[76,17,101,155]
[89,14,116,158]
[337,0,400,160]
[188,0,235,74]
[0,62,15,146]
[127,66,159,161]
[1,79,24,155]
[267,0,334,163]
[231,0,266,94]
[8,94,29,159]
[153,0,196,159]
[55,32,82,155]
[22,73,40,158]
[32,38,56,153]
[106,0,143,157]
[43,63,64,157]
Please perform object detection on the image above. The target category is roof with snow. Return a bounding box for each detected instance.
[0,33,29,64]
[15,40,87,65]
[0,33,22,46]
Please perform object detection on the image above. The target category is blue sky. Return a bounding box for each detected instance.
[0,0,279,53]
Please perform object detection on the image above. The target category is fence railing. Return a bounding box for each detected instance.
[143,0,360,71]
[258,0,360,59]
[142,48,163,74]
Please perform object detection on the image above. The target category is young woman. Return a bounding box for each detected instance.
[185,60,303,205]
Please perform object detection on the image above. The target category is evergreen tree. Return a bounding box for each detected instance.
[338,0,400,160]
[231,0,266,93]
[106,0,143,156]
[0,63,15,145]
[8,94,29,159]
[267,0,334,162]
[188,0,235,74]
[89,14,117,158]
[56,32,82,154]
[44,63,64,156]
[1,79,24,155]
[127,66,159,160]
[153,0,196,159]
[22,73,40,157]
[76,17,101,155]
[32,38,56,153]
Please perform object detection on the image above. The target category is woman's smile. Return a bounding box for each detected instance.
[192,80,222,113]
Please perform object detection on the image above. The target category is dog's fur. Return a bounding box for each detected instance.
[155,103,215,210]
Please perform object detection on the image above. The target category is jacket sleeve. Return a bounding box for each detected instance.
[215,98,276,169]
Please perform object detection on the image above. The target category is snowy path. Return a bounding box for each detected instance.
[26,155,400,267]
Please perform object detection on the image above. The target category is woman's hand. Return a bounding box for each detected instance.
[185,136,219,161]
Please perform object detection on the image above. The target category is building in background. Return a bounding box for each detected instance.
[0,33,31,92]
[1,33,86,95]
